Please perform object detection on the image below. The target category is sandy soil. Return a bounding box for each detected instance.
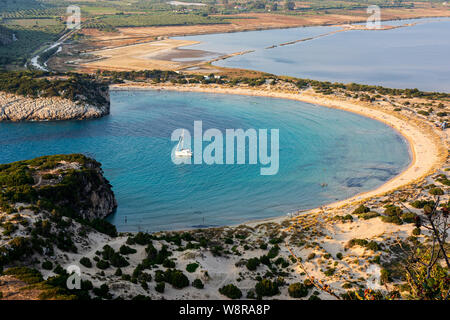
[80,39,200,72]
[110,82,446,215]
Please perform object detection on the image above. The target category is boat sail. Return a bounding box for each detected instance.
[175,129,192,157]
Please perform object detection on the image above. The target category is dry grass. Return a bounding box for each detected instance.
[0,275,43,300]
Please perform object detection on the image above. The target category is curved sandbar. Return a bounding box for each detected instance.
[111,82,447,213]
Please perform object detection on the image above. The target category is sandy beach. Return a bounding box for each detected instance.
[111,82,447,217]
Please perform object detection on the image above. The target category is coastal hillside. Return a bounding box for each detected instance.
[0,154,117,299]
[0,153,448,300]
[0,71,110,121]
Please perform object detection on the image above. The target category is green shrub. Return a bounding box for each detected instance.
[366,241,380,252]
[255,279,279,297]
[267,245,279,259]
[360,211,380,220]
[96,260,110,270]
[186,263,199,273]
[429,188,444,196]
[342,282,352,289]
[246,258,260,271]
[412,227,421,236]
[192,279,204,289]
[154,270,165,283]
[132,232,153,245]
[269,237,283,244]
[41,260,53,270]
[219,284,242,299]
[93,283,110,299]
[119,245,137,255]
[163,259,176,268]
[348,239,368,247]
[288,282,309,298]
[110,253,129,268]
[410,200,435,209]
[381,215,403,225]
[324,268,336,276]
[259,255,271,266]
[163,269,189,289]
[307,253,316,260]
[155,282,165,293]
[336,252,343,260]
[400,212,417,223]
[352,205,370,214]
[384,205,402,216]
[79,257,92,268]
[380,268,391,285]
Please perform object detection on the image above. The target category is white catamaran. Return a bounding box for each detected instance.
[175,129,192,157]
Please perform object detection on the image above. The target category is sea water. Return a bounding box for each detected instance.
[0,90,410,231]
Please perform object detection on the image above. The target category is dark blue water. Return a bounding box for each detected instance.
[175,18,450,92]
[0,90,410,231]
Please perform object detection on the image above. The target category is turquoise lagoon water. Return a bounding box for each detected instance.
[0,90,410,231]
[175,18,450,92]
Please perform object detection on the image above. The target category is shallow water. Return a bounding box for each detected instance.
[175,18,450,92]
[0,90,411,231]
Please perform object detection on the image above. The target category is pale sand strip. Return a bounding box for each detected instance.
[110,83,447,215]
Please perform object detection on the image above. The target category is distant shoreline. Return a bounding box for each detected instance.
[110,82,446,227]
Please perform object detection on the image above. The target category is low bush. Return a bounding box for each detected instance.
[255,279,279,297]
[119,245,137,255]
[192,279,204,289]
[352,205,370,214]
[246,258,260,271]
[186,263,199,273]
[96,260,110,270]
[400,212,417,224]
[288,282,309,298]
[360,211,380,220]
[79,257,92,268]
[42,260,53,270]
[219,284,242,299]
[155,282,165,293]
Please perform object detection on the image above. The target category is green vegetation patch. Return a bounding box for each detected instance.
[92,12,228,28]
[0,71,109,106]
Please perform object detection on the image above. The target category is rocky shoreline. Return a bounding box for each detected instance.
[0,91,110,122]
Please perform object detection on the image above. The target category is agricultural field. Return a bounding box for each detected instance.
[90,12,229,28]
[2,19,61,27]
[1,0,449,70]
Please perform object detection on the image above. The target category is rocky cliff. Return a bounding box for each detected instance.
[0,90,110,122]
[0,71,110,122]
[0,154,117,222]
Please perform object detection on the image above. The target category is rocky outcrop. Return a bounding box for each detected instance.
[0,154,117,272]
[69,158,118,221]
[0,91,110,122]
[0,154,117,221]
